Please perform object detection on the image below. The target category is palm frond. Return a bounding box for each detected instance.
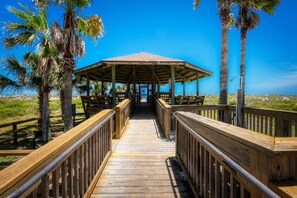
[4,32,37,48]
[2,56,27,84]
[50,21,67,53]
[193,0,201,9]
[2,22,32,34]
[77,15,103,41]
[0,75,22,93]
[6,5,32,24]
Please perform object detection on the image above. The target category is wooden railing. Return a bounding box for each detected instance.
[241,107,297,137]
[172,105,297,137]
[0,118,38,147]
[0,109,114,198]
[152,96,171,139]
[0,113,85,148]
[173,111,297,197]
[114,97,135,139]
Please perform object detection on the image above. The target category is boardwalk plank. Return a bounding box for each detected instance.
[90,105,193,197]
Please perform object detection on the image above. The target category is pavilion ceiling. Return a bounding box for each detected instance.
[74,52,212,84]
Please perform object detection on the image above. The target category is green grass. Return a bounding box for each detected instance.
[0,95,83,125]
[203,94,297,111]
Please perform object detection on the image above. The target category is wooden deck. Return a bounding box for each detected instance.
[91,105,193,197]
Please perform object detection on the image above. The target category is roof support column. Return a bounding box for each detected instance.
[171,65,175,105]
[183,81,186,96]
[112,65,116,107]
[157,83,160,93]
[196,74,200,96]
[101,81,104,95]
[86,75,90,96]
[133,66,136,94]
[152,66,155,96]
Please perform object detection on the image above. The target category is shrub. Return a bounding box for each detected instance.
[292,103,297,111]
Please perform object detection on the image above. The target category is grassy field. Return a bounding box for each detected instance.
[0,95,84,124]
[204,94,297,111]
[0,94,296,124]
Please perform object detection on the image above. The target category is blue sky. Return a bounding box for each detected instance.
[0,0,297,95]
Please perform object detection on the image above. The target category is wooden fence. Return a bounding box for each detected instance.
[0,109,114,198]
[114,97,135,139]
[152,96,171,139]
[172,105,297,137]
[173,111,297,197]
[0,113,85,148]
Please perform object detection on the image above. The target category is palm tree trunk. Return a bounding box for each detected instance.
[37,87,43,132]
[240,28,247,106]
[219,22,228,105]
[41,65,51,142]
[63,10,75,132]
[63,60,73,131]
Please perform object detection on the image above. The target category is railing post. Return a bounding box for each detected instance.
[164,106,172,139]
[13,124,17,146]
[236,89,244,127]
[276,112,290,137]
[115,106,121,139]
[109,117,113,152]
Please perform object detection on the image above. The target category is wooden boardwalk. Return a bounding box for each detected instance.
[91,105,193,197]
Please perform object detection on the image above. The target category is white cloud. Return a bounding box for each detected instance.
[251,67,297,90]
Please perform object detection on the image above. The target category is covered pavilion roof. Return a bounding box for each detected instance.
[74,52,212,84]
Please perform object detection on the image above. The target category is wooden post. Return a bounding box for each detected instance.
[152,66,155,96]
[171,66,175,105]
[236,89,244,127]
[133,66,136,94]
[13,124,17,146]
[87,75,90,96]
[183,81,186,96]
[196,74,199,96]
[158,83,160,93]
[101,81,104,95]
[112,65,116,107]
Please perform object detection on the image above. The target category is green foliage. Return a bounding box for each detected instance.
[0,97,39,122]
[228,100,236,105]
[292,103,297,111]
[204,94,297,111]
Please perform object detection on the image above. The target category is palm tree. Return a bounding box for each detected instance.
[235,0,280,105]
[35,0,104,131]
[3,4,58,142]
[0,54,44,130]
[194,0,233,105]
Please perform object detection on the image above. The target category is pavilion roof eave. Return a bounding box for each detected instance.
[74,52,212,83]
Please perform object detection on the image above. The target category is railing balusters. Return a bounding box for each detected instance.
[41,175,49,197]
[79,146,84,197]
[215,160,221,198]
[52,167,60,198]
[74,150,79,197]
[173,112,282,198]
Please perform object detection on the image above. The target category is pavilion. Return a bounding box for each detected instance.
[74,52,212,106]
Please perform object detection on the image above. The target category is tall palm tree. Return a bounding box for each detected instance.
[235,0,280,105]
[0,54,44,130]
[194,0,233,104]
[35,0,104,131]
[3,4,58,142]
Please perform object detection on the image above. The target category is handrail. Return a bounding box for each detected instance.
[0,109,114,198]
[171,105,297,137]
[114,96,135,138]
[173,112,281,197]
[152,95,171,138]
